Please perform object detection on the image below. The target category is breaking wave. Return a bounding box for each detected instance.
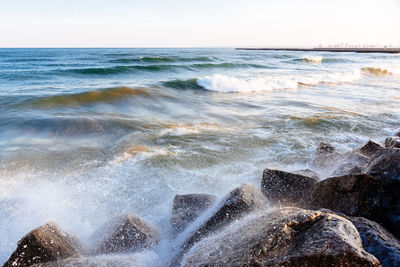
[108,56,213,63]
[193,70,362,93]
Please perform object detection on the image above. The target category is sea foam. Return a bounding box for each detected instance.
[196,69,361,93]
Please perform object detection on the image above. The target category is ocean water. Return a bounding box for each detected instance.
[0,48,399,265]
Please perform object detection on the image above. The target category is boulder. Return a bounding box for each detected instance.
[3,222,82,267]
[385,136,400,149]
[359,140,384,158]
[90,214,159,255]
[261,169,318,206]
[366,147,400,180]
[171,184,266,266]
[348,216,400,267]
[309,174,382,219]
[170,194,216,235]
[181,208,380,267]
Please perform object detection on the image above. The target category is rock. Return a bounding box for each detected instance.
[261,169,318,206]
[311,142,368,177]
[171,184,267,266]
[396,130,400,137]
[311,142,340,169]
[3,222,82,267]
[348,216,400,267]
[293,168,321,180]
[309,174,382,219]
[385,136,400,148]
[359,140,384,158]
[90,214,159,255]
[170,194,216,235]
[181,207,380,267]
[365,147,400,180]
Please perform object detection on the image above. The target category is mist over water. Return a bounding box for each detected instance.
[0,48,399,265]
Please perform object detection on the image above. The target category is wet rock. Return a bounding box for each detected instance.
[385,136,400,148]
[309,174,382,219]
[311,142,368,177]
[348,216,400,267]
[293,168,321,180]
[170,194,216,235]
[91,214,159,255]
[261,169,318,206]
[359,140,385,158]
[182,208,380,267]
[171,183,266,266]
[3,222,82,267]
[311,142,340,169]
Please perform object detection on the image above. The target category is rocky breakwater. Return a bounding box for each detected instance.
[2,130,400,267]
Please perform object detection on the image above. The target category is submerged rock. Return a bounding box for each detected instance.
[385,136,400,148]
[311,142,340,169]
[171,183,266,266]
[170,193,216,235]
[182,207,380,267]
[348,216,400,267]
[3,222,82,267]
[90,214,159,255]
[261,169,318,206]
[309,174,382,219]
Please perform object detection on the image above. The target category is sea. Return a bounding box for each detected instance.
[0,48,399,265]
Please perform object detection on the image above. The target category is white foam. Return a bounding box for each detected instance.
[196,70,361,93]
[301,55,323,64]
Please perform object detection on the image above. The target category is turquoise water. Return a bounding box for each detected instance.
[0,48,399,264]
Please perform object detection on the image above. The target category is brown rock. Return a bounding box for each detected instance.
[311,142,340,169]
[261,169,318,207]
[309,174,382,219]
[2,222,82,267]
[293,168,321,180]
[170,194,216,235]
[91,214,159,255]
[359,140,384,158]
[182,208,380,267]
[171,184,266,266]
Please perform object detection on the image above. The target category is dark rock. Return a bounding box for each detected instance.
[309,174,382,219]
[182,208,380,267]
[261,169,318,206]
[293,168,321,180]
[396,130,400,137]
[171,183,266,266]
[91,214,159,255]
[359,140,384,158]
[385,136,400,148]
[3,222,82,267]
[365,147,400,180]
[170,194,216,235]
[348,216,400,267]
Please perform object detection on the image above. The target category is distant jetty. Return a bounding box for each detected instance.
[236,47,400,54]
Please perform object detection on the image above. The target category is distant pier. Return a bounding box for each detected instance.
[236,47,400,54]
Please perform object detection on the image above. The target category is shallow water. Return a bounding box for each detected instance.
[0,48,399,265]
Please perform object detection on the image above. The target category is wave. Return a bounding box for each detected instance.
[290,56,351,64]
[361,67,400,76]
[162,78,204,90]
[108,56,213,64]
[25,86,150,108]
[66,62,263,75]
[193,70,361,93]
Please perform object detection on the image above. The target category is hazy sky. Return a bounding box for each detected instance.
[1,0,399,47]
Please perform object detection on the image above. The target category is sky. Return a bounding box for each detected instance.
[0,0,399,47]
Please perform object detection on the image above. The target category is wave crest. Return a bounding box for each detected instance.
[361,67,400,76]
[28,86,150,108]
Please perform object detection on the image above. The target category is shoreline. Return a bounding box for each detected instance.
[236,47,400,54]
